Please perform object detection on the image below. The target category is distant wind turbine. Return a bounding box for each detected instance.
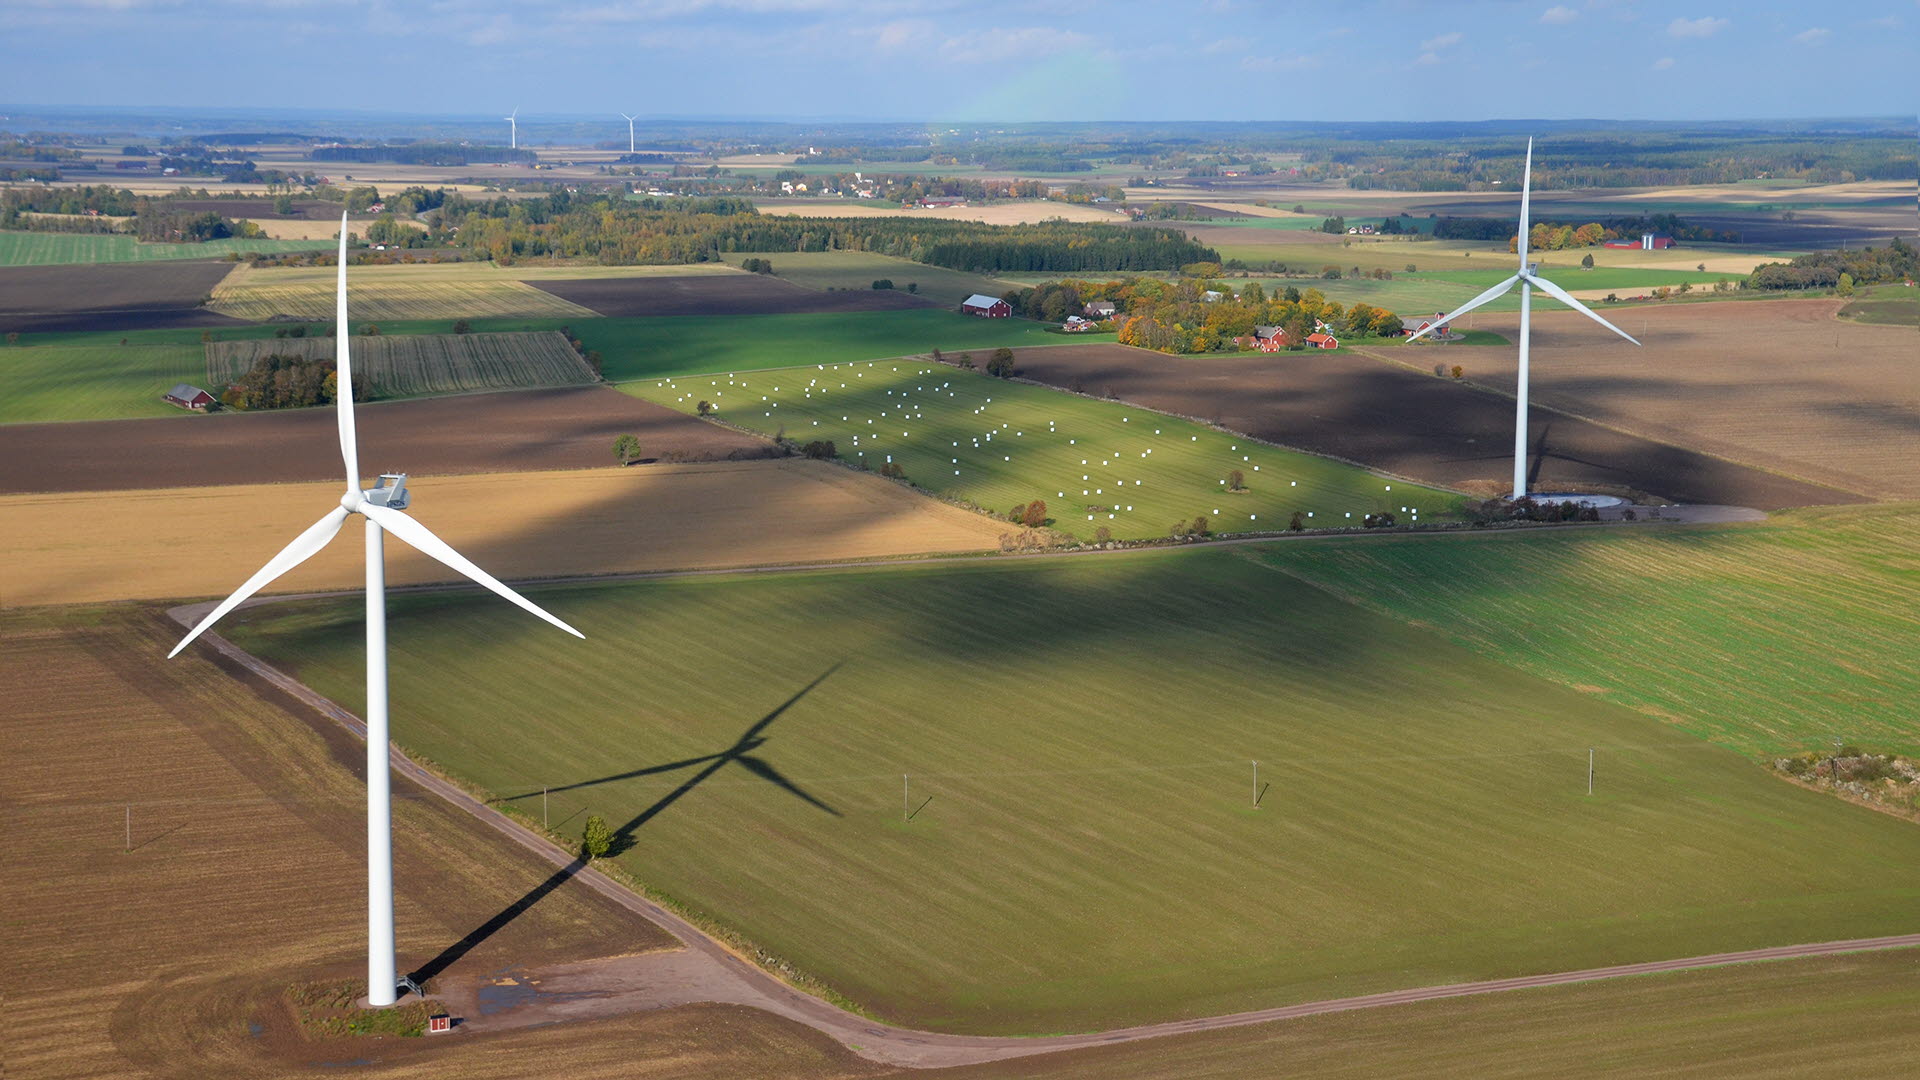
[619,112,636,154]
[169,213,582,1007]
[505,107,518,149]
[1406,138,1641,500]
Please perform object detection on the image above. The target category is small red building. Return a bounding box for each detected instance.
[961,293,1012,318]
[1305,331,1339,350]
[1404,312,1454,339]
[164,383,215,410]
[1604,232,1676,250]
[1237,325,1290,352]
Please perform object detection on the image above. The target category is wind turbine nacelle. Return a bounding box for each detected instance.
[365,473,410,510]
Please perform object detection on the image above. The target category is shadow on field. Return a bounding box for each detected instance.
[408,665,841,986]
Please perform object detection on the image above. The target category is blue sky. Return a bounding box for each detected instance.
[3,0,1915,123]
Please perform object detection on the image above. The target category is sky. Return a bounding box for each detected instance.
[3,0,1916,124]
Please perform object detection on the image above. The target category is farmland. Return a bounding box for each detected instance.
[625,358,1463,539]
[997,343,1854,510]
[530,272,931,317]
[719,250,1022,307]
[1,606,683,1078]
[753,200,1132,226]
[0,230,332,266]
[0,340,207,423]
[1449,299,1920,497]
[208,261,601,322]
[227,545,1920,1035]
[2,461,1013,606]
[0,260,246,334]
[204,331,595,398]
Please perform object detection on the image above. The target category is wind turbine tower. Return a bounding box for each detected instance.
[620,112,637,154]
[505,107,518,150]
[169,214,582,1007]
[1405,138,1642,500]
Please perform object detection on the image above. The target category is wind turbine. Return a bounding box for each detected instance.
[504,107,518,150]
[1406,138,1641,500]
[168,213,582,1007]
[619,112,636,154]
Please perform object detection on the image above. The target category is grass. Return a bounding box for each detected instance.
[1249,503,1920,758]
[1411,266,1744,291]
[0,341,206,423]
[204,331,594,397]
[227,543,1920,1036]
[1838,291,1920,327]
[0,230,332,266]
[718,251,1020,307]
[623,359,1461,539]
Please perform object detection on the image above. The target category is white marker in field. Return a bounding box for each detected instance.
[168,215,582,1009]
[1403,138,1641,500]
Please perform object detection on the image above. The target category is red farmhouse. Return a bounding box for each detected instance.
[1305,331,1339,349]
[961,293,1012,318]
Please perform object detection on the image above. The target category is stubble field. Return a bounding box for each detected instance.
[204,331,595,397]
[208,261,601,322]
[3,460,1014,606]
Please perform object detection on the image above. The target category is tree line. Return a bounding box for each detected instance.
[1013,276,1405,355]
[1747,238,1917,290]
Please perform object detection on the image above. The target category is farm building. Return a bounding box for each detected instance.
[1084,301,1117,318]
[1605,233,1676,250]
[1305,331,1339,350]
[919,196,967,208]
[961,294,1012,318]
[1235,325,1291,352]
[163,383,215,410]
[1404,312,1455,339]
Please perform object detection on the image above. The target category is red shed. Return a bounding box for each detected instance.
[961,294,1012,318]
[164,383,215,410]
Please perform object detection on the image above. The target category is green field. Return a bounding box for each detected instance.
[719,251,1020,307]
[1251,503,1920,759]
[0,231,333,267]
[624,359,1459,539]
[0,342,206,422]
[228,542,1920,1035]
[1839,291,1920,327]
[1412,265,1743,291]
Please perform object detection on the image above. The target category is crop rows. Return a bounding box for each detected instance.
[207,278,597,322]
[205,331,595,397]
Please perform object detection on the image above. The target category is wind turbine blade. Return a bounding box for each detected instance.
[736,755,842,817]
[1405,274,1521,341]
[1518,137,1533,269]
[169,506,350,658]
[1524,273,1643,345]
[334,213,359,489]
[358,502,584,639]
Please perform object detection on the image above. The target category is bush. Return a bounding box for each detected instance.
[1020,499,1048,527]
[1093,525,1112,542]
[871,278,894,290]
[1450,365,1464,379]
[1288,511,1306,532]
[878,461,904,478]
[612,434,641,465]
[957,352,976,370]
[986,347,1016,378]
[1190,515,1210,537]
[801,439,836,460]
[452,318,471,334]
[1363,511,1397,528]
[1227,469,1245,492]
[582,815,612,860]
[696,399,713,415]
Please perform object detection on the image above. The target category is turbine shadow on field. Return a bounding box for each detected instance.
[408,666,841,985]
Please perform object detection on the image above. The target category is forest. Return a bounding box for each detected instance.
[1747,238,1917,290]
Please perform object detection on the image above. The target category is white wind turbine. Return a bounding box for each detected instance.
[168,213,582,1007]
[1406,138,1641,500]
[505,107,519,149]
[619,112,636,154]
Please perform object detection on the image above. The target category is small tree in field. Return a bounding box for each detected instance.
[957,353,975,370]
[1093,525,1112,542]
[1227,469,1246,492]
[1020,499,1048,527]
[696,399,713,416]
[1580,254,1594,269]
[1190,515,1210,537]
[613,434,641,465]
[986,347,1016,378]
[452,318,471,334]
[930,347,943,363]
[1450,365,1464,379]
[581,815,612,860]
[1288,511,1306,531]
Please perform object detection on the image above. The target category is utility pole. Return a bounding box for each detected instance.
[1587,748,1594,796]
[1252,760,1259,808]
[903,774,909,821]
[543,787,548,830]
[125,804,131,853]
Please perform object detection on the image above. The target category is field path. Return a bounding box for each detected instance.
[170,599,1918,1069]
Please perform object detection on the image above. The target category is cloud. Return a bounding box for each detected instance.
[1242,54,1319,72]
[1652,56,1675,69]
[1793,27,1831,44]
[1667,16,1727,38]
[1539,5,1577,24]
[1419,31,1462,51]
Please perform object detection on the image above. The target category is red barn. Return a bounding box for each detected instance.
[1239,325,1289,352]
[961,293,1012,318]
[1404,312,1454,339]
[163,383,215,410]
[1305,331,1339,350]
[1604,232,1676,250]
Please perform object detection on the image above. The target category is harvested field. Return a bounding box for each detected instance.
[1450,299,1920,498]
[0,386,766,494]
[205,331,595,397]
[530,273,934,317]
[0,260,250,334]
[0,606,685,1078]
[2,460,1011,606]
[998,343,1859,510]
[209,261,601,322]
[755,200,1130,225]
[234,216,364,240]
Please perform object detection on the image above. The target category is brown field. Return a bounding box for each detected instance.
[0,386,768,495]
[0,261,248,334]
[209,261,601,322]
[3,459,1013,606]
[998,343,1859,510]
[755,200,1131,225]
[204,331,595,397]
[234,217,361,240]
[529,273,932,316]
[1454,298,1920,498]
